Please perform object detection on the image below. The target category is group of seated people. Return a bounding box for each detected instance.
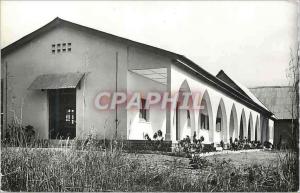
[144,130,164,141]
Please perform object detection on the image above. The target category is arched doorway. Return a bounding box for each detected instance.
[239,109,246,140]
[215,99,227,143]
[248,113,253,141]
[176,80,195,140]
[229,104,238,141]
[198,90,213,143]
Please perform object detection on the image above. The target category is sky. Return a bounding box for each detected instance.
[1,1,298,87]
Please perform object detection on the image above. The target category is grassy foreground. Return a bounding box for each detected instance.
[1,147,299,192]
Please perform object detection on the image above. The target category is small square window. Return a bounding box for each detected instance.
[68,48,71,52]
[68,43,71,46]
[57,44,61,47]
[62,48,66,52]
[57,49,61,53]
[52,50,55,54]
[52,44,56,48]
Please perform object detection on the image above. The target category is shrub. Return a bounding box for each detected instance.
[202,143,216,153]
[178,136,192,153]
[189,155,211,169]
[229,138,264,151]
[2,123,36,147]
[244,144,251,150]
[264,141,273,148]
[252,140,263,149]
[178,135,207,156]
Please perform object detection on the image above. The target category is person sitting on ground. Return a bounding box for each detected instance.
[229,137,233,149]
[220,140,224,149]
[157,130,164,141]
[153,132,158,140]
[233,138,238,151]
[193,131,197,143]
[186,135,191,144]
[144,133,151,141]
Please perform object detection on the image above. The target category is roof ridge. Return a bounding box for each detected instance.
[2,17,182,58]
[216,70,271,112]
[216,70,250,98]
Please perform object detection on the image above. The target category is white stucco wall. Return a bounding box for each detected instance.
[268,119,274,144]
[168,64,272,144]
[127,71,167,139]
[2,26,130,139]
[1,24,174,140]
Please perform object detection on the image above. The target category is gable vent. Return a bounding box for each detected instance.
[51,42,72,54]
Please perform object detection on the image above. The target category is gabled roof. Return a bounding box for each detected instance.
[250,86,298,120]
[216,70,251,99]
[1,17,180,58]
[1,17,273,117]
[216,70,271,113]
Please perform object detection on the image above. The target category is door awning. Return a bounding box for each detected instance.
[28,72,84,90]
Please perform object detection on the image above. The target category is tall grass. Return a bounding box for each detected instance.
[1,145,299,192]
[1,145,140,191]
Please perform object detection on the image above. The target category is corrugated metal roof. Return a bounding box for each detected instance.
[249,86,298,120]
[28,72,84,90]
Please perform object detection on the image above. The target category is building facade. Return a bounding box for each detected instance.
[1,18,275,145]
[250,86,298,147]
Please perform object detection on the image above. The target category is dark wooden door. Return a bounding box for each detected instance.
[49,89,76,139]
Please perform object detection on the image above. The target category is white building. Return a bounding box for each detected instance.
[1,18,275,145]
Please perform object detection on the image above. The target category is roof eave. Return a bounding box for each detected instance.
[174,56,273,117]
